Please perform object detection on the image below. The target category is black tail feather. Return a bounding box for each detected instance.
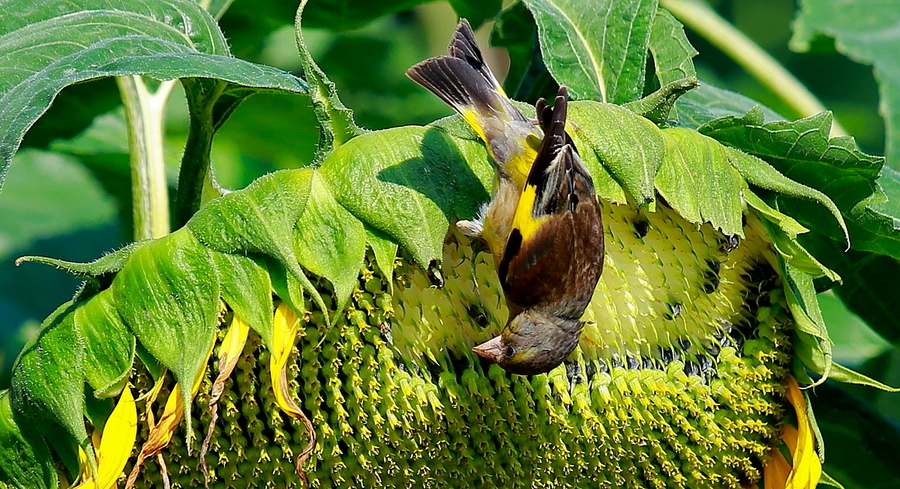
[406,19,527,124]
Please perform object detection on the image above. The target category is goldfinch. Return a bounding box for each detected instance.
[407,20,604,375]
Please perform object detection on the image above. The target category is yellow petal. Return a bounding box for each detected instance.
[74,386,138,489]
[783,376,822,489]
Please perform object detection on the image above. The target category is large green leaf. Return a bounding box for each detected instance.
[0,0,307,186]
[792,0,900,168]
[187,170,327,318]
[0,391,56,489]
[112,229,219,438]
[211,251,276,351]
[523,0,657,103]
[294,172,367,313]
[844,165,900,258]
[701,108,878,245]
[491,2,559,104]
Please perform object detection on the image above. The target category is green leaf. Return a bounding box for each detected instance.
[0,0,306,187]
[743,190,809,240]
[365,226,398,285]
[295,0,364,162]
[647,8,696,86]
[717,132,851,245]
[813,382,900,489]
[791,0,900,167]
[701,109,878,245]
[319,126,492,266]
[294,171,367,314]
[113,229,219,439]
[187,169,329,323]
[782,260,833,385]
[674,82,784,129]
[211,251,275,351]
[827,361,900,392]
[655,126,745,236]
[844,165,900,258]
[758,217,839,283]
[523,0,657,103]
[8,302,93,473]
[568,101,665,208]
[0,391,56,489]
[17,242,141,280]
[75,289,135,398]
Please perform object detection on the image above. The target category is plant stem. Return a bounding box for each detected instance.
[660,0,847,136]
[117,76,177,240]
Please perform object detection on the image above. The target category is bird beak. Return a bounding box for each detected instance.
[472,335,504,363]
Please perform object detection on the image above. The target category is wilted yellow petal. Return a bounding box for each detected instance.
[271,301,315,485]
[201,314,251,482]
[74,386,137,489]
[126,347,213,489]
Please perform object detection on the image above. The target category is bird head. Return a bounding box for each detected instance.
[472,310,583,375]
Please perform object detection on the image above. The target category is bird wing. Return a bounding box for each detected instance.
[498,88,604,317]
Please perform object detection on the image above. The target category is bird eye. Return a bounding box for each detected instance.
[504,345,516,358]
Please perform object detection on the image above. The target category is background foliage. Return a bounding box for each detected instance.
[0,0,898,486]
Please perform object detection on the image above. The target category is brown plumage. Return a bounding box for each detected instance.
[407,20,604,375]
[473,88,605,375]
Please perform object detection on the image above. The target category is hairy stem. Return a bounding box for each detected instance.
[117,76,177,240]
[660,0,847,136]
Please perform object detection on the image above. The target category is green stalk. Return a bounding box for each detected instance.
[116,76,177,240]
[659,0,847,136]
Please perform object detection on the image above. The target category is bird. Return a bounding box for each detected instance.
[407,19,605,375]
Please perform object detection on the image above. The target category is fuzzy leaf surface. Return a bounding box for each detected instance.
[9,303,89,463]
[75,288,135,398]
[112,229,219,433]
[701,109,879,246]
[568,101,664,207]
[294,171,367,313]
[0,391,56,489]
[656,126,745,237]
[319,126,492,266]
[647,7,696,86]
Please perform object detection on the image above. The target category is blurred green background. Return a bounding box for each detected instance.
[0,0,895,423]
